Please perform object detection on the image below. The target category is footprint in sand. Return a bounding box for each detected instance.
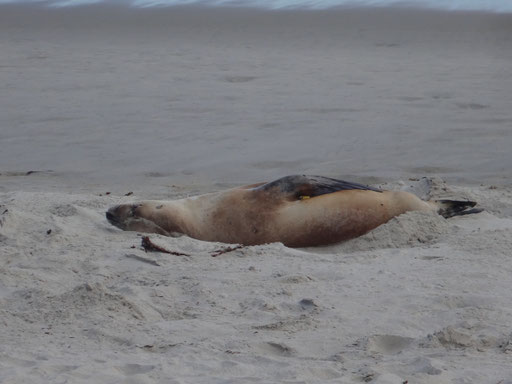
[256,342,295,357]
[50,204,78,217]
[117,363,155,375]
[366,334,414,354]
[279,274,314,284]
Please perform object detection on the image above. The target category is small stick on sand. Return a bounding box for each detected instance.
[141,236,190,257]
[210,245,244,257]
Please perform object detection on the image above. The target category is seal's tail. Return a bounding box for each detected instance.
[434,200,483,218]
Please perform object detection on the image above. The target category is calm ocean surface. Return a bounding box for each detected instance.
[0,0,511,12]
[1,1,511,192]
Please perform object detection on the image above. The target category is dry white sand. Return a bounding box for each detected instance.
[1,5,512,383]
[1,178,512,383]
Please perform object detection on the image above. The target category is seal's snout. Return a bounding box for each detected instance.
[106,204,141,230]
[106,203,171,236]
[106,210,117,223]
[106,205,126,227]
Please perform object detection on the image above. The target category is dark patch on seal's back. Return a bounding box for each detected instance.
[254,175,381,200]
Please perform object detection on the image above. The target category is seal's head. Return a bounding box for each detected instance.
[106,204,136,230]
[106,204,170,235]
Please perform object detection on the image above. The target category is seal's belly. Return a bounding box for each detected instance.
[274,190,396,247]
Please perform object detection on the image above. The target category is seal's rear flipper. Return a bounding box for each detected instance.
[435,200,483,218]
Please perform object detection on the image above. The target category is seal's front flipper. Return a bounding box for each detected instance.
[434,200,483,218]
[254,175,381,201]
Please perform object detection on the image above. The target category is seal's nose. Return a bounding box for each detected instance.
[106,206,122,225]
[106,211,116,223]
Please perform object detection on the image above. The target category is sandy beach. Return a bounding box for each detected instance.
[1,5,512,383]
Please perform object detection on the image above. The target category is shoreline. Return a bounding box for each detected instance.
[2,1,512,14]
[2,3,512,20]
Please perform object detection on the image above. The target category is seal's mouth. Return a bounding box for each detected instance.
[106,204,171,236]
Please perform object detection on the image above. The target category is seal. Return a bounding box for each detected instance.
[106,175,480,247]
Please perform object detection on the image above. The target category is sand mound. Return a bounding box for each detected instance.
[319,211,452,253]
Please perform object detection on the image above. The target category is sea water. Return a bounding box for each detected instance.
[0,1,511,193]
[0,0,511,12]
